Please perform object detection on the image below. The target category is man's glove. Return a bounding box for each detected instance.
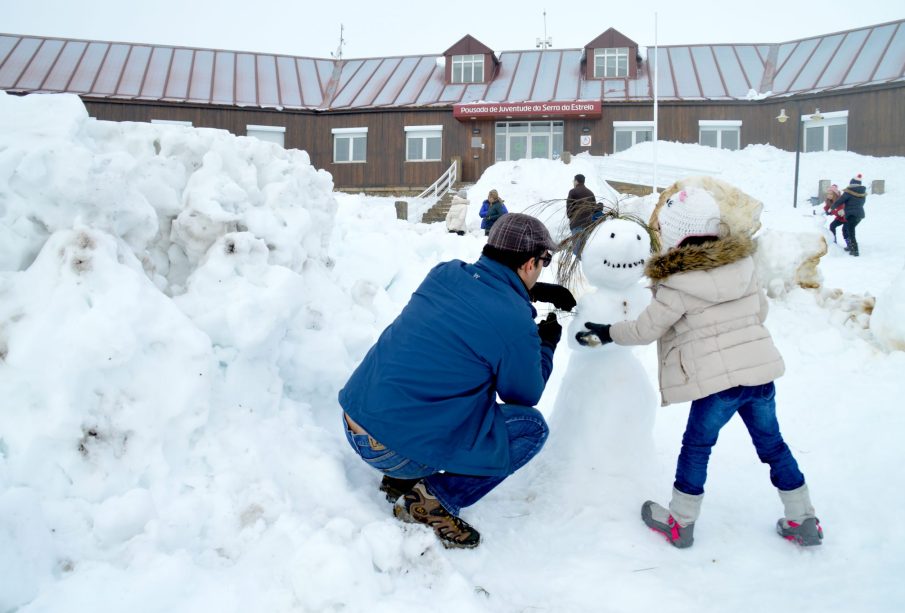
[575,322,613,347]
[530,282,577,311]
[537,312,562,349]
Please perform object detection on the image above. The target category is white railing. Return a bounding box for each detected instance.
[417,159,458,200]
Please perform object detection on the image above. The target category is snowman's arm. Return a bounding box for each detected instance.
[609,286,685,346]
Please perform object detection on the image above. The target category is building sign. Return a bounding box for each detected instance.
[580,134,592,147]
[453,100,602,120]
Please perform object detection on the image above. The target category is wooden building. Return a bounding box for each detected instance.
[2,20,904,191]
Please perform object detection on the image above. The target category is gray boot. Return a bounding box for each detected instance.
[641,487,703,549]
[776,484,823,546]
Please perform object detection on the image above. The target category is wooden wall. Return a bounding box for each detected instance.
[82,83,904,191]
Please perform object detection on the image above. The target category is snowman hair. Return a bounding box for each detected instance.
[555,208,659,290]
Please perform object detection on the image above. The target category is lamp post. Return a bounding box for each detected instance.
[776,106,824,208]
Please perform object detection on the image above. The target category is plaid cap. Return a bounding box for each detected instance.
[487,213,558,254]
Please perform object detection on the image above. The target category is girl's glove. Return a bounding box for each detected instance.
[576,322,612,347]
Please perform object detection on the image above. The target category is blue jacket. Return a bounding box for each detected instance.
[479,200,508,230]
[338,255,554,477]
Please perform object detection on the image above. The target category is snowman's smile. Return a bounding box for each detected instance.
[602,258,646,269]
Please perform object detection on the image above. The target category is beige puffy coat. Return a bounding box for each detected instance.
[610,236,784,406]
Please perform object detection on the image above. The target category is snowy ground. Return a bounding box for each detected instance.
[1,92,904,612]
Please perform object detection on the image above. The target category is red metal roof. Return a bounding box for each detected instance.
[1,20,903,110]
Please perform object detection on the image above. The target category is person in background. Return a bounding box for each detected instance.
[479,189,509,236]
[833,173,868,257]
[822,184,846,244]
[339,213,576,549]
[445,189,469,236]
[566,174,601,256]
[577,188,822,549]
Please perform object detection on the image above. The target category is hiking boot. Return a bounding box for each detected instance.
[379,475,419,503]
[393,481,481,549]
[642,500,695,548]
[776,517,824,546]
[776,484,822,546]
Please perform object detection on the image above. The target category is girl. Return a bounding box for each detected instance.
[577,187,822,548]
[822,184,846,244]
[479,189,508,236]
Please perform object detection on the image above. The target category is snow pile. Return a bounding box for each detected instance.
[871,263,905,351]
[0,91,335,292]
[753,228,828,296]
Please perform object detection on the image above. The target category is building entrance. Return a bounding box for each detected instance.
[495,121,564,161]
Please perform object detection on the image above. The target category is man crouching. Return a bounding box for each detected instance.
[338,213,575,548]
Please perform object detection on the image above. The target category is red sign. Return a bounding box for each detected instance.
[453,100,602,120]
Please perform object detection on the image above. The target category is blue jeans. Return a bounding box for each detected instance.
[344,404,549,515]
[674,382,805,496]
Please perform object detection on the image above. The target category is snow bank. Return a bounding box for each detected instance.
[871,263,905,351]
[0,91,335,293]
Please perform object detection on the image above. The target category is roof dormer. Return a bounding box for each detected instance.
[443,35,498,85]
[583,28,639,80]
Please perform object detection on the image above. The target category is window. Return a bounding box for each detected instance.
[405,126,442,161]
[332,127,368,163]
[803,110,848,152]
[594,47,629,78]
[495,121,564,162]
[613,121,653,152]
[698,120,741,150]
[247,124,286,147]
[151,119,193,127]
[451,54,484,83]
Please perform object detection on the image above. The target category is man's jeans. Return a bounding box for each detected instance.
[674,382,805,496]
[344,404,549,515]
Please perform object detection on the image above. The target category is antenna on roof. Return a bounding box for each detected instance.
[330,24,345,60]
[536,9,552,49]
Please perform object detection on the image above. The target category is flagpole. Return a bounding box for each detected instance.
[652,11,659,198]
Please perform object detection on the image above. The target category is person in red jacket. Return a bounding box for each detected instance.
[822,184,846,244]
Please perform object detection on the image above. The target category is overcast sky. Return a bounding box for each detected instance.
[3,0,902,58]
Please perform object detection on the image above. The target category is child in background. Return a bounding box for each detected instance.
[577,187,822,549]
[445,189,469,236]
[822,184,846,243]
[479,189,508,236]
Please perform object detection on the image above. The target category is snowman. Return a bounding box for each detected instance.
[545,217,658,484]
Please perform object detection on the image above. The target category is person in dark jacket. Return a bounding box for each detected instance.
[833,173,867,256]
[339,213,576,549]
[566,174,601,257]
[479,189,508,235]
[566,174,600,233]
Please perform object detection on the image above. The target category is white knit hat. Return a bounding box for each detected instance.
[658,187,722,250]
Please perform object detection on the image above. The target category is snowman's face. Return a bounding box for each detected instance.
[581,218,652,289]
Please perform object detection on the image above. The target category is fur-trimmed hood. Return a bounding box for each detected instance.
[645,234,755,281]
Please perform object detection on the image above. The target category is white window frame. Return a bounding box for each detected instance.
[802,110,848,152]
[151,119,193,127]
[613,120,653,152]
[451,54,484,83]
[331,127,368,163]
[247,124,286,147]
[404,125,443,162]
[594,47,629,78]
[698,120,742,150]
